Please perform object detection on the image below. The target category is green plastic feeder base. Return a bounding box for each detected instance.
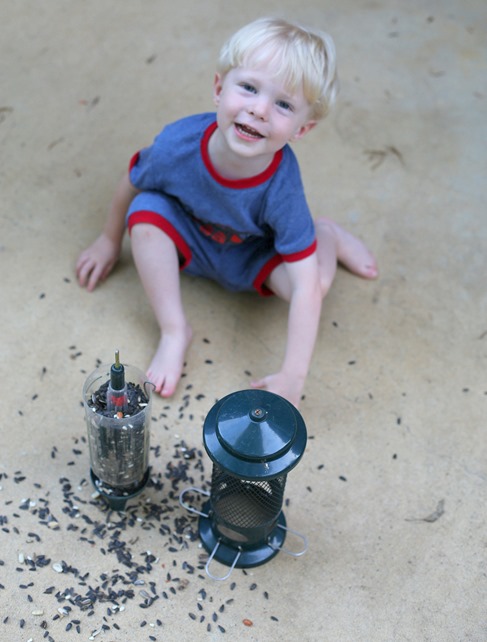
[90,467,150,512]
[198,500,287,569]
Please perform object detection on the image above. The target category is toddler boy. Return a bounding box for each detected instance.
[76,17,378,408]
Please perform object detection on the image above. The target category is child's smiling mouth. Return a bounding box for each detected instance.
[235,123,264,139]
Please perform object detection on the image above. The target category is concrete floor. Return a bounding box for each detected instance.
[1,1,486,640]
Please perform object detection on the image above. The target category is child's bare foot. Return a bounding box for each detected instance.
[147,325,193,397]
[316,217,378,279]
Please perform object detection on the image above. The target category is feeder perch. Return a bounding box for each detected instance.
[83,353,154,511]
[180,389,308,580]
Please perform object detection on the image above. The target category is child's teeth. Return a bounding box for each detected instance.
[238,124,261,138]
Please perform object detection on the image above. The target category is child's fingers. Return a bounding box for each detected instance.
[77,256,99,290]
[76,250,96,281]
[75,254,87,279]
[86,263,105,291]
[76,257,92,287]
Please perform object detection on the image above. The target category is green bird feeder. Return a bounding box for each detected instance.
[180,389,308,580]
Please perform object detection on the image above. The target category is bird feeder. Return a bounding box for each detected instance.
[83,352,154,511]
[180,389,308,580]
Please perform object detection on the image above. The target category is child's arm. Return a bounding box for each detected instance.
[251,255,322,408]
[76,173,139,291]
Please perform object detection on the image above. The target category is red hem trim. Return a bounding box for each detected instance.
[127,211,192,269]
[128,151,140,173]
[253,240,317,296]
[201,122,283,189]
[253,255,284,297]
[282,239,317,263]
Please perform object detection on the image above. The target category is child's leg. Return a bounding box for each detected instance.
[315,217,378,294]
[267,218,377,301]
[130,224,192,397]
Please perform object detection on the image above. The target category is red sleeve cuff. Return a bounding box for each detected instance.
[128,151,141,173]
[282,239,317,262]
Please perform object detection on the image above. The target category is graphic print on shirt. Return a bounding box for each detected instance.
[197,220,244,244]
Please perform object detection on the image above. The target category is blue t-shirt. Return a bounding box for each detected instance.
[129,113,316,260]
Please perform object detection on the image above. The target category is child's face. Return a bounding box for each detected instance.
[213,65,316,161]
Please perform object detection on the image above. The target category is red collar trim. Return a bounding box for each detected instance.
[201,121,283,189]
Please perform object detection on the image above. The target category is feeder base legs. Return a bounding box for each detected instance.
[198,503,287,570]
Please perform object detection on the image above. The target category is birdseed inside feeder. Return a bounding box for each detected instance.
[180,389,308,580]
[83,351,154,511]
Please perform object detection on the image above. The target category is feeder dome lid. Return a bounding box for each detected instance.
[203,390,307,480]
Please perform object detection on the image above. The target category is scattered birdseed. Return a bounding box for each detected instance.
[0,378,291,638]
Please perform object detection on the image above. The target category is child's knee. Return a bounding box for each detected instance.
[319,273,334,298]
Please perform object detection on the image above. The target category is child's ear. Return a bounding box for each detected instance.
[291,120,317,141]
[213,73,223,105]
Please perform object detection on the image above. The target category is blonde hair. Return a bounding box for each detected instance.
[217,17,339,120]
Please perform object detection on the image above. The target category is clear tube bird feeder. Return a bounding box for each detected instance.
[83,353,154,511]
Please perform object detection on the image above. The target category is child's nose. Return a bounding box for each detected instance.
[248,97,269,120]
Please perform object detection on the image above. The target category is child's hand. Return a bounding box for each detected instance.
[76,234,120,291]
[250,371,305,409]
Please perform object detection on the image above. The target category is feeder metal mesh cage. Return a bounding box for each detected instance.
[210,465,286,546]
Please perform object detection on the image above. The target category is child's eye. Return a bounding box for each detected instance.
[240,82,257,93]
[277,100,293,111]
